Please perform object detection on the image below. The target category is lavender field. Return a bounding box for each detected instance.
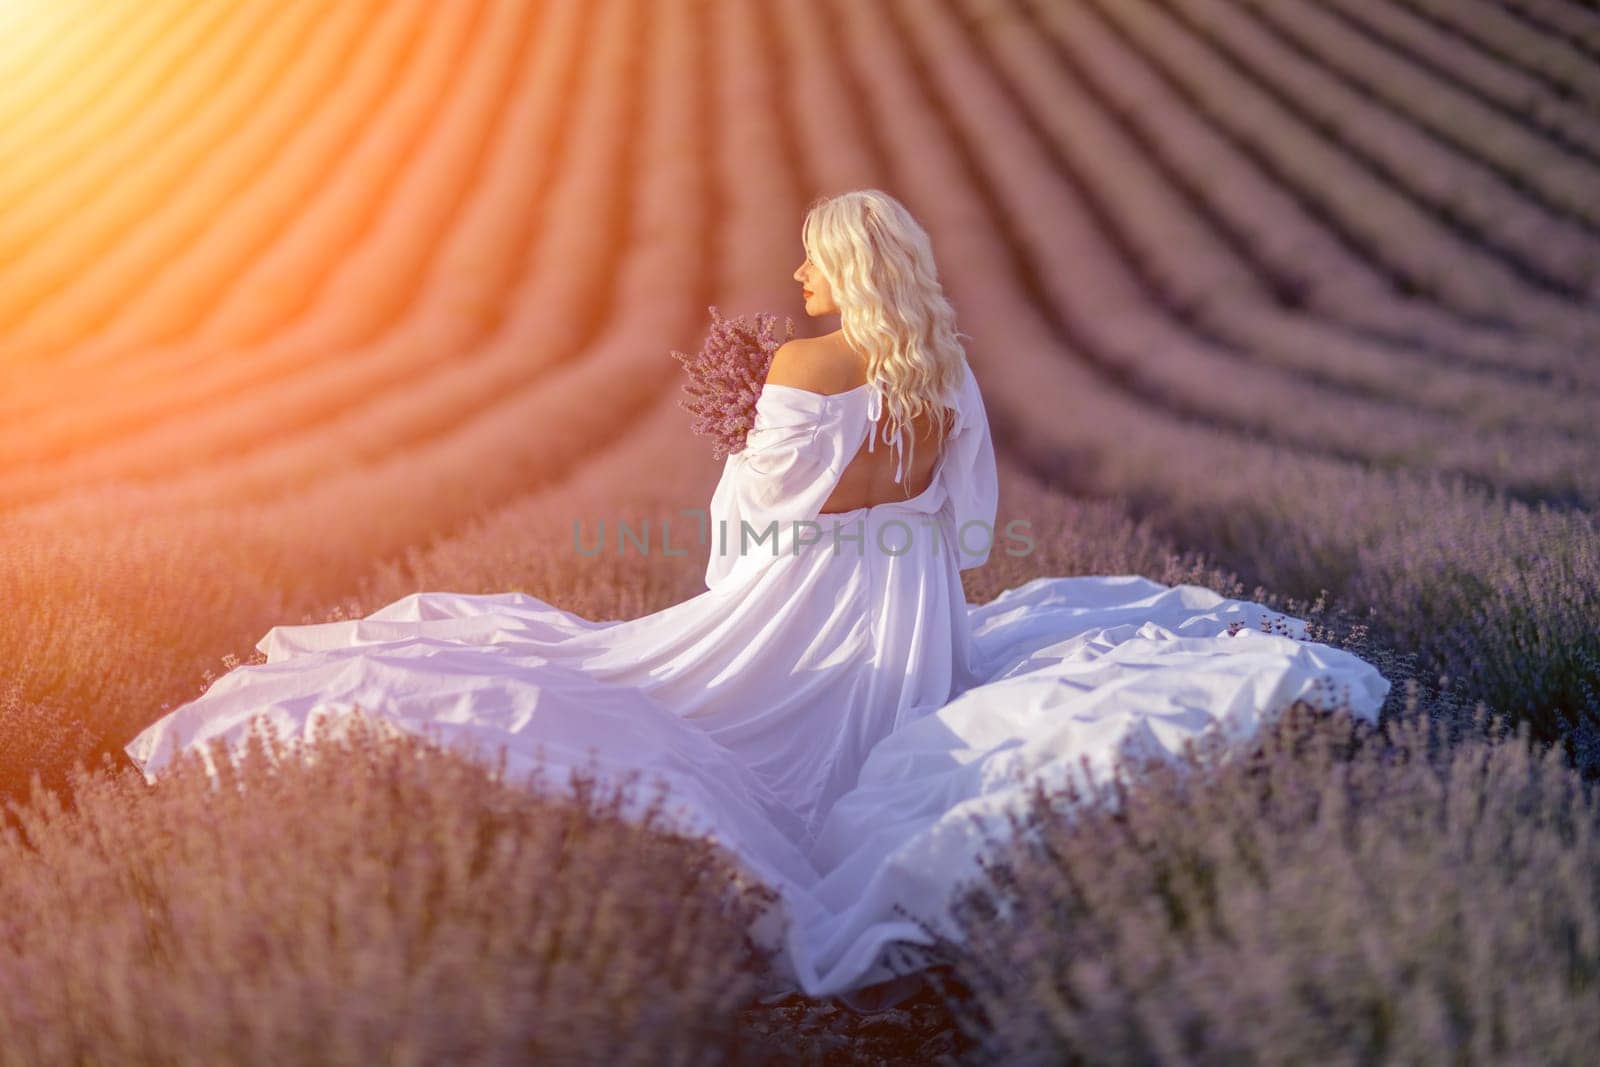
[2,0,1598,1061]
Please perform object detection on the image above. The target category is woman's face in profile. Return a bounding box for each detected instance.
[793,251,839,316]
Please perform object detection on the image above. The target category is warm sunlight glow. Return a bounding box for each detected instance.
[0,0,1594,1056]
[1,0,392,372]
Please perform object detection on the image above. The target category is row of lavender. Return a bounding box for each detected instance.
[830,0,1600,765]
[1,0,1594,793]
[0,0,1597,1055]
[0,0,721,783]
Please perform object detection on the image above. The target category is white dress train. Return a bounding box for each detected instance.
[126,362,1391,1002]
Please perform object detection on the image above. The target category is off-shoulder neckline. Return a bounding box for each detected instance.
[760,381,874,401]
[760,371,969,413]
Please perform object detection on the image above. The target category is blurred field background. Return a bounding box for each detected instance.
[2,0,1599,1061]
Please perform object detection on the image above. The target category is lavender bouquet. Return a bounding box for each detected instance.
[671,305,796,460]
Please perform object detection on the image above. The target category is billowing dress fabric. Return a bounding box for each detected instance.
[125,362,1392,1002]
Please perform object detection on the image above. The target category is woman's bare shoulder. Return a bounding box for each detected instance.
[771,332,867,394]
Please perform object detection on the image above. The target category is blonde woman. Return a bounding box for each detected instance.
[127,189,1390,1012]
[782,189,968,511]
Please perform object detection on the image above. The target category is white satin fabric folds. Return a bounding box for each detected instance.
[126,362,1390,1001]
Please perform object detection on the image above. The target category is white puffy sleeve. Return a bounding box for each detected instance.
[704,389,851,589]
[939,363,999,571]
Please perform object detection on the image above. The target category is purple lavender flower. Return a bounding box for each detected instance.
[671,306,797,460]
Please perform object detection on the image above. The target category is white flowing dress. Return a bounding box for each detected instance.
[126,362,1392,1002]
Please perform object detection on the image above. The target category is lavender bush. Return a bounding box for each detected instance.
[671,306,796,460]
[0,467,1585,1063]
[2,0,1597,1058]
[0,715,785,1066]
[921,698,1600,1065]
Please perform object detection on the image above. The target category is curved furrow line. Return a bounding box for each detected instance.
[80,0,676,512]
[777,0,1042,468]
[464,0,825,578]
[0,1,307,262]
[796,0,1597,691]
[1318,0,1600,164]
[801,0,1285,472]
[948,0,1600,438]
[1390,0,1600,112]
[1015,0,1600,393]
[810,0,1333,473]
[768,0,887,190]
[445,0,760,537]
[243,0,546,348]
[886,0,1600,507]
[749,0,815,213]
[0,0,479,443]
[862,0,1599,511]
[0,2,229,216]
[0,0,662,518]
[0,1,473,425]
[0,2,385,350]
[4,0,708,602]
[91,0,440,354]
[1153,0,1600,303]
[0,1,186,138]
[0,0,591,501]
[0,0,79,78]
[94,0,527,351]
[1228,0,1600,234]
[802,0,1143,471]
[0,2,324,302]
[1501,0,1600,67]
[1084,0,1600,345]
[709,0,806,296]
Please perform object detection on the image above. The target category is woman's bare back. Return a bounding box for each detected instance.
[802,333,950,514]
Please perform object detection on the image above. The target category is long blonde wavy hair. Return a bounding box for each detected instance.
[800,189,969,492]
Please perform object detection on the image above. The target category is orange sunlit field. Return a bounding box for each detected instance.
[3,0,1599,1061]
